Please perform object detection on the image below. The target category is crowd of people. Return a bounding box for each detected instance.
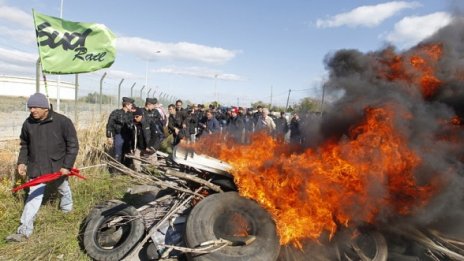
[105,97,307,169]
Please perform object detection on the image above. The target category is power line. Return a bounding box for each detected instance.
[291,88,312,92]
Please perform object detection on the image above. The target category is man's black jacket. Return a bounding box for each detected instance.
[18,111,79,178]
[106,108,133,138]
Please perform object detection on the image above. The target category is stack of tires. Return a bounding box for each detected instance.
[81,192,281,260]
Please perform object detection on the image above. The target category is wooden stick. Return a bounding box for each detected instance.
[165,169,223,193]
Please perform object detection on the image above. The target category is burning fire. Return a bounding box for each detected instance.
[382,43,443,99]
[192,105,436,246]
[189,42,454,247]
[230,212,250,237]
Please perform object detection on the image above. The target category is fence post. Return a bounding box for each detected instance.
[118,78,124,105]
[140,85,145,99]
[130,82,136,98]
[99,72,107,116]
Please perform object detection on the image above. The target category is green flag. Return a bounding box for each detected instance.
[33,10,116,74]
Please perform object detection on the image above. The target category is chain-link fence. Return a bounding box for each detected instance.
[0,72,178,140]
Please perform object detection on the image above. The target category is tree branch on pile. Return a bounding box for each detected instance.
[392,226,464,260]
[165,169,223,193]
[103,152,205,198]
[123,152,223,193]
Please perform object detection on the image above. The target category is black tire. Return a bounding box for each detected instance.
[210,178,237,192]
[83,200,145,261]
[185,192,281,261]
[349,229,388,261]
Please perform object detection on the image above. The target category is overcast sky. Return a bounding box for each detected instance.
[0,0,459,107]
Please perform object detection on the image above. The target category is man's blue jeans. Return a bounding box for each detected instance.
[17,176,72,237]
[113,134,124,162]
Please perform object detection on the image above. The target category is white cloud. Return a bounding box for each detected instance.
[385,12,452,48]
[153,66,243,81]
[0,62,34,75]
[105,69,136,79]
[0,47,37,65]
[116,37,237,64]
[316,1,421,28]
[0,5,33,28]
[0,25,35,45]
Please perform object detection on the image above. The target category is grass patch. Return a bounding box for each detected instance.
[0,170,135,260]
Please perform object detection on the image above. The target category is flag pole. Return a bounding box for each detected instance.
[75,74,79,127]
[56,0,64,112]
[35,58,40,93]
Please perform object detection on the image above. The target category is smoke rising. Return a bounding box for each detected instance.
[318,16,464,236]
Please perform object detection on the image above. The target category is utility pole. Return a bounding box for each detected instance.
[270,85,273,109]
[285,89,291,111]
[321,83,326,117]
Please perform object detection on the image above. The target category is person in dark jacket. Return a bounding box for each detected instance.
[175,99,187,119]
[130,107,152,171]
[289,113,302,144]
[106,97,134,165]
[275,111,289,143]
[143,98,164,150]
[199,110,220,136]
[196,104,207,137]
[226,107,245,143]
[167,104,186,146]
[243,109,255,144]
[253,105,263,125]
[185,105,199,143]
[6,93,79,242]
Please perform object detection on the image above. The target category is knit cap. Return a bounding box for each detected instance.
[27,93,50,109]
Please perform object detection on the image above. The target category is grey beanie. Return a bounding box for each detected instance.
[27,93,50,109]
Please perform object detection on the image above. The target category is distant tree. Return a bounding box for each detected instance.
[209,101,221,108]
[294,97,320,113]
[270,105,286,113]
[251,101,270,109]
[79,92,113,104]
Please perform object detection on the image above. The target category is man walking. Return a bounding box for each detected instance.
[6,93,79,242]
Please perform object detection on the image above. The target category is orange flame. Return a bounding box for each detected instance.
[381,43,443,98]
[230,213,250,237]
[192,105,436,246]
[451,116,461,126]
